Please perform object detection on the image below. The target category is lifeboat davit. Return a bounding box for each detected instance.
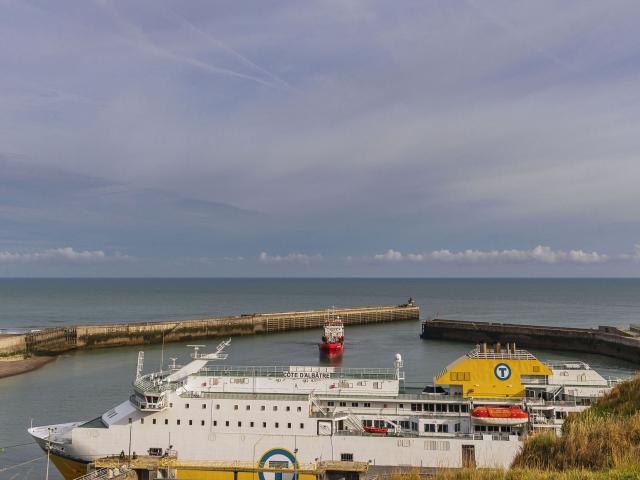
[471,405,528,426]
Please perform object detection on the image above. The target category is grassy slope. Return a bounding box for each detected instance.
[426,375,640,479]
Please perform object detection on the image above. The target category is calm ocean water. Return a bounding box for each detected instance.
[1,278,639,479]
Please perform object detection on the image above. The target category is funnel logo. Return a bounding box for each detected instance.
[258,448,299,480]
[494,363,511,381]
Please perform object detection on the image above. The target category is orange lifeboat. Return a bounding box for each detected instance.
[364,426,388,434]
[471,405,528,426]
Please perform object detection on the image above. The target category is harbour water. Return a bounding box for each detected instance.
[1,278,639,479]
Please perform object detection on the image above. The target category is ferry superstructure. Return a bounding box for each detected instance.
[29,340,617,480]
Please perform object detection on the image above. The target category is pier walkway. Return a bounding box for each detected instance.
[0,303,419,357]
[421,318,640,364]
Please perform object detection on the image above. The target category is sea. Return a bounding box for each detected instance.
[1,278,639,479]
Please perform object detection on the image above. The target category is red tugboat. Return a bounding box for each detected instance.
[319,310,344,357]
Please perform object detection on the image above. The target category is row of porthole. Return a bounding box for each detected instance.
[178,402,304,413]
[136,417,306,430]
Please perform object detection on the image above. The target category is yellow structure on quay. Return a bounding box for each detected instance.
[90,455,369,480]
[434,343,552,398]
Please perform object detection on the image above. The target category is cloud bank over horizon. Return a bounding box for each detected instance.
[1,0,640,276]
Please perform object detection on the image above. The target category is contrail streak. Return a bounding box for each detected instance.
[96,0,283,89]
[165,7,292,91]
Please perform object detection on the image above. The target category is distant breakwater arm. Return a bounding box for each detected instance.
[421,318,640,364]
[0,304,419,357]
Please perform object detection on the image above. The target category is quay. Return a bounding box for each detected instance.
[85,455,369,480]
[421,318,640,364]
[0,303,418,358]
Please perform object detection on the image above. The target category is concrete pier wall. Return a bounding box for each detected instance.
[0,304,419,356]
[0,335,27,357]
[421,319,640,364]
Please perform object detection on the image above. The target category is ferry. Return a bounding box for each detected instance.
[29,341,617,479]
[319,311,344,357]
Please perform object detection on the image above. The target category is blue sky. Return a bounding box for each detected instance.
[2,0,640,276]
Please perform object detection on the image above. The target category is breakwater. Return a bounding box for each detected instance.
[421,318,640,364]
[0,303,419,357]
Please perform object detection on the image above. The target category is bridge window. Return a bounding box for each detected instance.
[341,453,353,462]
[461,405,469,413]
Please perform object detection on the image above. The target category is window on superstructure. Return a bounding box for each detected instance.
[275,422,279,428]
[164,419,168,425]
[225,421,229,427]
[262,422,267,428]
[201,420,205,426]
[261,405,266,411]
[435,404,445,413]
[234,405,238,410]
[286,406,290,412]
[454,423,460,432]
[250,422,254,427]
[300,423,304,429]
[238,421,242,427]
[341,453,353,462]
[273,406,278,411]
[170,403,173,408]
[141,418,144,424]
[424,424,435,433]
[339,402,346,407]
[185,403,189,409]
[152,419,156,425]
[213,421,217,426]
[451,404,460,413]
[328,401,334,407]
[461,405,469,413]
[177,420,181,425]
[189,420,192,426]
[216,404,220,410]
[287,423,291,429]
[202,404,206,409]
[297,406,302,412]
[351,402,359,407]
[246,405,250,411]
[363,402,371,408]
[437,424,448,433]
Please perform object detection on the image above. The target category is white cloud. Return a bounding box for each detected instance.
[258,251,322,264]
[372,245,611,264]
[0,247,131,264]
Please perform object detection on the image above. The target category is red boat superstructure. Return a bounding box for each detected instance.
[319,310,344,357]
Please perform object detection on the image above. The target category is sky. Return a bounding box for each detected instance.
[1,0,640,277]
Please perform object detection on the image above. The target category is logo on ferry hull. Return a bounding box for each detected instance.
[258,448,299,480]
[494,363,511,381]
